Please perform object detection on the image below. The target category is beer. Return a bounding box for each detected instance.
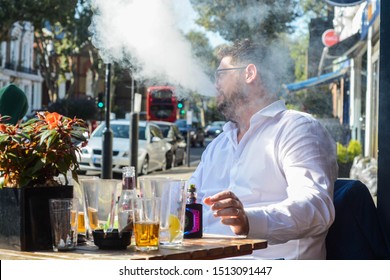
[134,222,159,247]
[87,207,99,230]
[77,211,86,233]
[70,210,77,228]
[70,210,85,233]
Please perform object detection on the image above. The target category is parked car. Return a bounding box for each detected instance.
[78,120,170,175]
[152,120,187,169]
[175,119,205,147]
[205,121,226,138]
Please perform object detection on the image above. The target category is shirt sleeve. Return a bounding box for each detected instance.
[246,116,337,244]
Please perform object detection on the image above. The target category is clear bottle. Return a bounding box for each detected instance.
[184,184,203,238]
[118,166,136,233]
[122,166,136,190]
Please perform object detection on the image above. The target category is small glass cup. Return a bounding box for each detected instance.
[132,197,161,251]
[49,198,78,252]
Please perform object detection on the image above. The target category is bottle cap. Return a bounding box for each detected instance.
[122,166,135,177]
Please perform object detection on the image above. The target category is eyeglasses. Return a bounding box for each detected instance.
[214,66,247,81]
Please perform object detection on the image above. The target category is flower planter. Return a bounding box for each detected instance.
[338,162,353,178]
[0,185,73,251]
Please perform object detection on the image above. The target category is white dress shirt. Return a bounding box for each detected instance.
[189,100,338,259]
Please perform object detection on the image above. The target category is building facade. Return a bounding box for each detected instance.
[0,21,43,113]
[329,0,380,158]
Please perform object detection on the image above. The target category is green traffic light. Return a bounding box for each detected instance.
[180,109,186,115]
[178,102,183,109]
[98,102,104,108]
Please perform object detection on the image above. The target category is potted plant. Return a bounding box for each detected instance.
[0,111,88,251]
[337,140,362,178]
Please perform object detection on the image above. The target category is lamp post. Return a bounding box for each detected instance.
[102,63,113,179]
[129,72,138,184]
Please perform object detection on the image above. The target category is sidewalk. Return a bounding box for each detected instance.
[144,163,198,181]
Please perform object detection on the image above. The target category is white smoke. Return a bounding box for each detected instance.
[89,0,215,97]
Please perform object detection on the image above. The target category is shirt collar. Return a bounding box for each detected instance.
[224,100,287,131]
[252,99,286,118]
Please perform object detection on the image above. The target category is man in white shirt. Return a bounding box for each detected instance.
[189,39,338,259]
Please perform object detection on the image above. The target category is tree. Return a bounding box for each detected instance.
[0,0,77,41]
[0,0,103,103]
[189,0,298,45]
[185,30,218,78]
[288,35,309,82]
[300,0,332,19]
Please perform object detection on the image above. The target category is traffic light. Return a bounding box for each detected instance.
[177,100,184,109]
[178,100,185,115]
[97,93,104,109]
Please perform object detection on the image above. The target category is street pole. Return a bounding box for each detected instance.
[186,110,193,167]
[102,63,113,179]
[129,72,139,183]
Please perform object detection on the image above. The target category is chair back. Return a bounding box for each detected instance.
[326,179,390,259]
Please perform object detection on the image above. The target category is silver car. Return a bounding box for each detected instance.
[78,120,170,175]
[152,120,187,169]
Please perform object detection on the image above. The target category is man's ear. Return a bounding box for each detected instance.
[245,64,257,83]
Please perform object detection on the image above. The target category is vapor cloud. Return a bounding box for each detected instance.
[89,0,215,97]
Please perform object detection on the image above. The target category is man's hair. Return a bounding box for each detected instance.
[217,38,265,68]
[217,38,289,95]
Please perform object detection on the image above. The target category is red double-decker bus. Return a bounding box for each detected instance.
[145,86,178,122]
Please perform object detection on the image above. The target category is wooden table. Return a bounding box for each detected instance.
[0,235,267,260]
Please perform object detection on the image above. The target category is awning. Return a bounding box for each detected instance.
[324,0,365,6]
[327,32,362,57]
[283,68,348,92]
[317,33,364,75]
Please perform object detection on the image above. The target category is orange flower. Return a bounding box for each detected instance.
[45,112,62,129]
[0,124,7,132]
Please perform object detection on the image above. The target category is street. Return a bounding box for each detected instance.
[186,138,210,167]
[81,137,212,179]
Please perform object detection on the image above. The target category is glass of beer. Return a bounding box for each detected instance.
[132,197,161,251]
[139,177,187,247]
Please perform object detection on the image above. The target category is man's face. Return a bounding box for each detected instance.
[215,57,248,122]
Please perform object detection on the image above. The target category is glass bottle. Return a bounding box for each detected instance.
[118,166,136,233]
[184,184,203,238]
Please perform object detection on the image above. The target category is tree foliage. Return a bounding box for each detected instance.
[189,0,298,45]
[299,0,331,19]
[0,0,102,104]
[185,30,218,78]
[0,0,77,41]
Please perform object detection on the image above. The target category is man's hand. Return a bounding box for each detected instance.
[204,190,249,236]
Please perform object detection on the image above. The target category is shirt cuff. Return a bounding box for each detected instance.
[245,207,268,239]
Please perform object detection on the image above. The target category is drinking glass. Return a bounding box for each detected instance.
[139,177,186,247]
[81,178,121,236]
[132,197,161,251]
[49,198,78,252]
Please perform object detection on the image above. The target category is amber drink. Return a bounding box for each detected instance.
[132,198,161,251]
[87,206,99,230]
[133,222,159,247]
[77,211,86,233]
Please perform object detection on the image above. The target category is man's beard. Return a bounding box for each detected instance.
[217,86,249,122]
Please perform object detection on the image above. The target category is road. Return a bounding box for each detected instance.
[186,138,210,167]
[81,138,212,179]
